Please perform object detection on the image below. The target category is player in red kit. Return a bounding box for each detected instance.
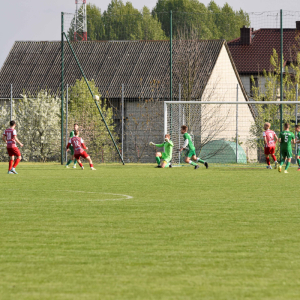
[66,130,96,170]
[2,120,23,174]
[263,122,278,169]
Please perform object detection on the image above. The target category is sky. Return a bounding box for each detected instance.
[0,0,299,68]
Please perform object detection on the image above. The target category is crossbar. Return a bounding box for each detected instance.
[164,101,300,104]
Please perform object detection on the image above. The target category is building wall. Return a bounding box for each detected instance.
[240,76,251,96]
[203,45,257,162]
[240,75,268,99]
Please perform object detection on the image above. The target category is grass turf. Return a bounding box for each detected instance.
[0,163,300,299]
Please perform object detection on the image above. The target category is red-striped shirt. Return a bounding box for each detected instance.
[3,128,17,148]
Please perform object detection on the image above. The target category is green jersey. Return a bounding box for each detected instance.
[297,132,300,156]
[183,133,195,151]
[68,130,75,153]
[279,131,295,152]
[70,130,75,138]
[156,140,174,160]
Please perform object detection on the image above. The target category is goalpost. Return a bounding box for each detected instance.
[164,101,300,166]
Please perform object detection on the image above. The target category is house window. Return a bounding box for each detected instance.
[250,77,258,97]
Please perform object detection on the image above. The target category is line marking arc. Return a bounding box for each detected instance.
[3,189,133,202]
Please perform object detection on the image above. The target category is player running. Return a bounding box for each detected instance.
[2,120,23,174]
[278,123,295,174]
[179,125,208,170]
[65,123,79,168]
[263,122,278,169]
[295,125,300,171]
[149,134,173,168]
[66,130,96,170]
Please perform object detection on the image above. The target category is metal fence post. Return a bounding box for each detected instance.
[280,9,283,162]
[170,10,173,102]
[178,84,181,164]
[61,12,64,165]
[164,102,168,136]
[236,84,239,164]
[121,84,124,160]
[66,84,68,163]
[169,10,173,138]
[296,84,298,156]
[10,84,13,121]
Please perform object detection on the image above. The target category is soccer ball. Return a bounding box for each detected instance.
[93,95,100,100]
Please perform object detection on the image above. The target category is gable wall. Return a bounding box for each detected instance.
[202,44,257,162]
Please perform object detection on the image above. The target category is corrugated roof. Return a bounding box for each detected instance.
[0,40,226,98]
[228,29,298,74]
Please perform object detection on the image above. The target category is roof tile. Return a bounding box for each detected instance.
[0,40,225,99]
[228,29,299,74]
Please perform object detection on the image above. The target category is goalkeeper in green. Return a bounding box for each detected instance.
[65,123,78,168]
[179,125,208,170]
[149,134,173,168]
[278,122,295,173]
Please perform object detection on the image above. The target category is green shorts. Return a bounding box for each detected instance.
[161,152,171,163]
[186,149,196,158]
[69,145,74,156]
[281,150,293,159]
[298,149,300,157]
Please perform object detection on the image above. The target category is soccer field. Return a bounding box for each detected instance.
[1,163,300,299]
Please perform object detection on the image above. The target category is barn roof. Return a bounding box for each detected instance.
[0,40,230,99]
[228,28,299,75]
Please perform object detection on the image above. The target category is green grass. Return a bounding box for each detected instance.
[0,162,300,300]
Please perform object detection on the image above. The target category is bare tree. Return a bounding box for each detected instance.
[172,30,234,160]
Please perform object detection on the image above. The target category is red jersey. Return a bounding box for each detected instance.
[69,136,86,154]
[3,128,17,148]
[263,130,276,147]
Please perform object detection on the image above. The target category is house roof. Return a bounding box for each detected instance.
[228,29,299,75]
[0,40,233,99]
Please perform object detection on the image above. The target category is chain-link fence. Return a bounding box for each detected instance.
[1,9,300,164]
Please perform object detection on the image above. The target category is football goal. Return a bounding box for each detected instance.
[164,101,300,166]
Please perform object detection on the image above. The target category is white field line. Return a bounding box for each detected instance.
[1,189,133,202]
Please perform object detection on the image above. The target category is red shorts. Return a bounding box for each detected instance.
[264,146,275,155]
[7,147,21,157]
[74,151,89,160]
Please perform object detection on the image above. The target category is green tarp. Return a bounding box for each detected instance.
[198,140,247,164]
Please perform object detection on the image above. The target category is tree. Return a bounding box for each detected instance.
[153,0,213,39]
[218,3,250,40]
[153,0,250,40]
[69,78,119,162]
[0,90,61,162]
[68,1,166,41]
[0,105,12,161]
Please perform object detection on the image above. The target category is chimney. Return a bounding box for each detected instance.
[240,26,252,45]
[296,21,300,31]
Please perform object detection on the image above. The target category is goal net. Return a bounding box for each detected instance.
[164,101,300,166]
